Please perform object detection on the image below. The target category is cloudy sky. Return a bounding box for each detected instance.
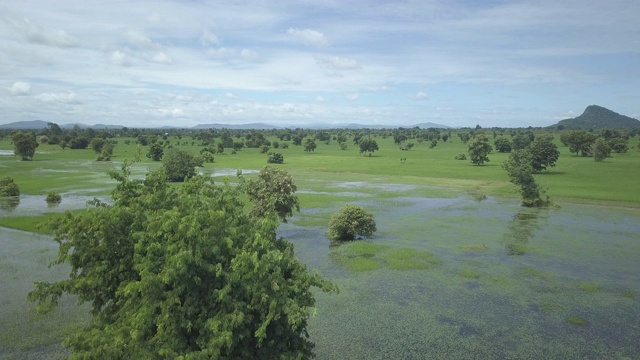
[1,0,638,128]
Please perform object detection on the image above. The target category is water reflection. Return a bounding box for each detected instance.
[502,208,548,255]
[0,197,20,212]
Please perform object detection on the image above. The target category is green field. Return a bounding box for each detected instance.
[1,131,639,359]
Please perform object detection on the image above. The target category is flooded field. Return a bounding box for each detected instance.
[284,195,640,359]
[1,182,639,359]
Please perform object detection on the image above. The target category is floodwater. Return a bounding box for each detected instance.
[0,195,108,217]
[282,196,640,359]
[1,193,638,359]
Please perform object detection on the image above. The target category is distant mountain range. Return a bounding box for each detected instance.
[0,120,452,130]
[552,105,640,129]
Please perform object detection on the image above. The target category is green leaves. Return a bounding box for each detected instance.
[326,204,377,241]
[29,164,335,359]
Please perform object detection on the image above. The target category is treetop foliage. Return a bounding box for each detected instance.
[29,164,336,359]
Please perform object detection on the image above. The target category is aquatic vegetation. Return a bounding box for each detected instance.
[386,248,440,270]
[330,242,439,272]
[45,191,62,205]
[457,267,481,279]
[579,282,601,293]
[567,316,588,326]
[459,243,489,252]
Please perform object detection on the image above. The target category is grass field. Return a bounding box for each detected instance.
[1,132,639,212]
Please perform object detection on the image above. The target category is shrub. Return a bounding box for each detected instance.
[454,153,467,160]
[267,152,284,164]
[46,191,62,204]
[326,204,377,242]
[0,177,20,196]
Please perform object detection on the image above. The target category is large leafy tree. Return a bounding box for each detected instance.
[560,131,597,156]
[529,136,560,173]
[29,164,336,359]
[468,134,493,165]
[12,130,39,160]
[162,147,201,182]
[358,138,379,156]
[244,167,300,222]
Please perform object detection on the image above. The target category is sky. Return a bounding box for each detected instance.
[1,0,639,128]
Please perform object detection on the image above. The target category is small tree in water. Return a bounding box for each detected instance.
[502,149,550,207]
[326,204,377,242]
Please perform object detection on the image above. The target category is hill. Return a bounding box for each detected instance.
[553,105,640,129]
[0,120,50,129]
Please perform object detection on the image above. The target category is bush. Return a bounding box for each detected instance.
[0,177,20,196]
[162,148,202,182]
[267,152,284,164]
[326,204,377,242]
[454,153,467,160]
[46,191,62,205]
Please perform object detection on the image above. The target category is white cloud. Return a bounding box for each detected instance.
[9,81,31,95]
[410,91,429,100]
[314,55,361,70]
[225,92,236,99]
[287,28,328,47]
[200,31,220,45]
[152,52,173,64]
[171,108,184,116]
[345,94,360,101]
[240,49,259,60]
[125,30,156,50]
[10,18,79,48]
[109,50,131,66]
[315,96,326,102]
[35,91,81,104]
[207,47,235,58]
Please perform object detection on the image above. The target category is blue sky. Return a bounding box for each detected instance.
[1,0,638,128]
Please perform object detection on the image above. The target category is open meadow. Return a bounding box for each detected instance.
[1,132,639,359]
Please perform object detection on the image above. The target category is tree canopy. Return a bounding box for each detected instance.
[244,166,299,222]
[162,147,201,182]
[468,134,493,165]
[29,164,336,359]
[326,204,377,241]
[12,130,38,160]
[358,138,379,156]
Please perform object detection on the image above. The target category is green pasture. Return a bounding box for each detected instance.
[1,133,639,211]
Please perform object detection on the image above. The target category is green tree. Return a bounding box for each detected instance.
[592,138,611,162]
[529,136,559,173]
[162,148,201,182]
[304,138,317,153]
[11,130,38,160]
[244,167,299,222]
[494,137,512,153]
[502,149,549,207]
[468,134,493,165]
[147,143,164,161]
[326,204,377,242]
[267,152,284,164]
[607,137,628,153]
[560,131,597,156]
[90,138,106,153]
[29,165,336,359]
[0,177,20,196]
[511,133,533,150]
[358,138,379,156]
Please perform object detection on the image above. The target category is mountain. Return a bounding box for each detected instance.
[553,105,640,129]
[192,123,281,130]
[0,120,50,129]
[413,122,453,129]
